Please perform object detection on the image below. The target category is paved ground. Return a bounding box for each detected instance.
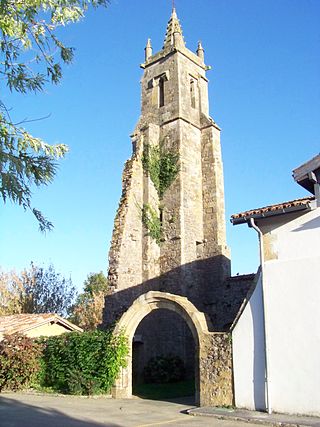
[189,407,320,427]
[1,393,319,427]
[0,392,251,427]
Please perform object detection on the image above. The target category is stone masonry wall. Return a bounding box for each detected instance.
[108,155,143,291]
[106,13,254,404]
[199,332,233,406]
[106,36,251,328]
[108,126,161,292]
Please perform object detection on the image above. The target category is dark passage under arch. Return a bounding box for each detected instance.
[132,308,196,401]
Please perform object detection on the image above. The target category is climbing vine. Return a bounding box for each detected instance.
[141,143,179,245]
[142,144,179,199]
[142,204,162,245]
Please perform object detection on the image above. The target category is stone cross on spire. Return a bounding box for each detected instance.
[163,7,185,49]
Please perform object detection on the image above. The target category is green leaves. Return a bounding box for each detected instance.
[142,203,162,245]
[0,0,109,230]
[142,144,161,194]
[0,109,68,231]
[141,144,179,244]
[83,271,109,296]
[70,272,109,331]
[41,330,128,395]
[0,0,111,92]
[142,144,179,199]
[158,151,179,198]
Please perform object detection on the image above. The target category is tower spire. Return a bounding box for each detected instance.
[163,7,185,49]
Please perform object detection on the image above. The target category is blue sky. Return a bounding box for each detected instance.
[1,0,319,291]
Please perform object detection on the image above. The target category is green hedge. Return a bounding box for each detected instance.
[0,330,128,395]
[40,330,128,395]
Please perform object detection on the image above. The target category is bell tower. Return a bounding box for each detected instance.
[107,8,231,328]
[141,9,210,129]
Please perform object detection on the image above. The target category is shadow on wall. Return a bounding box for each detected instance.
[292,216,320,232]
[105,256,254,332]
[0,396,121,427]
[251,279,267,411]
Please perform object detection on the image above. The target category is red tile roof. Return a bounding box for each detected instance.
[231,196,315,223]
[0,313,82,336]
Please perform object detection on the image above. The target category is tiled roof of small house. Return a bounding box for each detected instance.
[0,313,82,335]
[231,196,315,224]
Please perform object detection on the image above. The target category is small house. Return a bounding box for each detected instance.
[0,313,83,340]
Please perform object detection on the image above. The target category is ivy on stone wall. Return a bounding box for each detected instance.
[142,144,179,199]
[141,143,179,245]
[142,204,162,245]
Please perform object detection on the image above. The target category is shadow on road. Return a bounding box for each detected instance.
[132,393,195,406]
[0,396,122,427]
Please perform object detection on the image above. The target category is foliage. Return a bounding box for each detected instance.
[0,263,76,317]
[70,272,109,331]
[142,144,179,199]
[143,355,186,384]
[83,271,109,296]
[0,333,43,392]
[142,203,162,245]
[40,330,128,395]
[142,145,160,193]
[0,0,109,230]
[0,270,24,315]
[20,263,76,316]
[141,143,179,244]
[0,117,68,231]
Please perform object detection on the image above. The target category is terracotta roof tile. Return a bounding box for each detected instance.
[0,313,82,335]
[231,196,315,223]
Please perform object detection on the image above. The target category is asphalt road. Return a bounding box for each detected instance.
[0,392,254,427]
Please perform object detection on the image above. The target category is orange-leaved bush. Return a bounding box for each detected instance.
[0,333,43,392]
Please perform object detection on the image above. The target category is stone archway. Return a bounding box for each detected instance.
[112,291,232,406]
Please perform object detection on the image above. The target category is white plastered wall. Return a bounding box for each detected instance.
[232,206,320,416]
[232,274,266,411]
[262,207,320,416]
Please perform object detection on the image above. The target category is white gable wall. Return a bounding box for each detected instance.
[232,206,320,416]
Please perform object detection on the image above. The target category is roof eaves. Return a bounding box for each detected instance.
[54,316,83,332]
[0,314,83,334]
[231,199,313,225]
[292,154,320,182]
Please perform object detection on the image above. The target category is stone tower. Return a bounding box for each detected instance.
[105,9,255,402]
[106,9,233,329]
